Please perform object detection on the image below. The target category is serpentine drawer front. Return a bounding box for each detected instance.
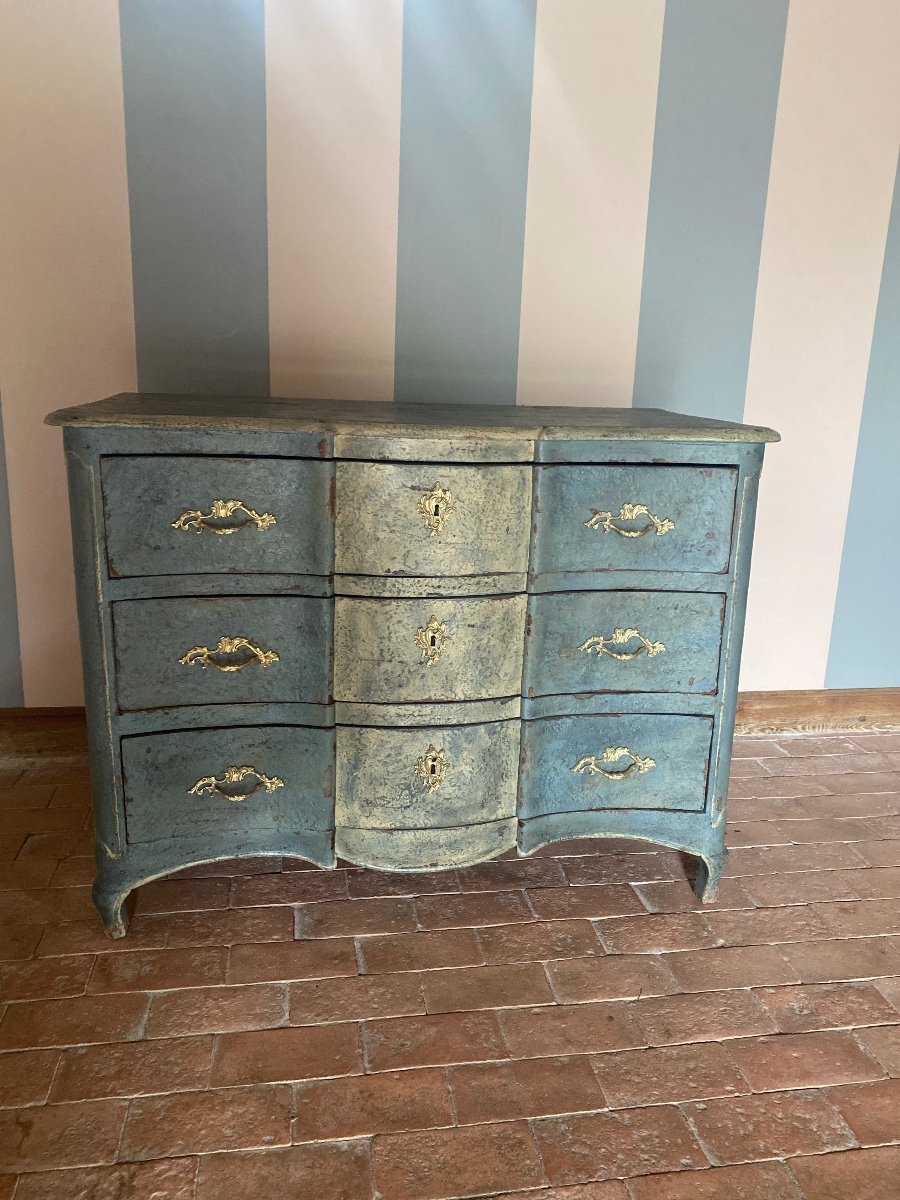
[47,394,778,936]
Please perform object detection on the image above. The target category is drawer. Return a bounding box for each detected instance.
[525,591,724,697]
[335,720,519,829]
[112,596,331,712]
[122,725,334,844]
[532,464,737,575]
[334,594,526,704]
[335,462,530,576]
[102,456,333,577]
[519,713,712,817]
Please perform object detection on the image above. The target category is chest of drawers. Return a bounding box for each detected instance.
[47,395,778,937]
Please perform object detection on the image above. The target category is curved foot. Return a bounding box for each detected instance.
[694,850,728,904]
[92,881,131,939]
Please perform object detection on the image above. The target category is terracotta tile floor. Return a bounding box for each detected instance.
[2,724,900,1198]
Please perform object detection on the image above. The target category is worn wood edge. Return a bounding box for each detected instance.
[736,689,900,734]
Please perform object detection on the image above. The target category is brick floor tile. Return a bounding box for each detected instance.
[744,871,861,906]
[0,785,52,810]
[88,945,226,993]
[595,913,717,954]
[1,885,95,926]
[814,772,900,794]
[796,792,900,818]
[2,859,58,888]
[0,954,93,1001]
[590,1042,748,1107]
[227,936,358,982]
[546,954,680,1003]
[0,1099,127,1171]
[728,842,867,875]
[527,885,646,921]
[761,752,892,777]
[50,1036,213,1101]
[12,1157,198,1200]
[855,1025,900,1075]
[626,1161,801,1200]
[158,905,295,947]
[703,905,831,946]
[734,776,831,800]
[683,1090,854,1163]
[211,1023,361,1085]
[633,878,755,914]
[775,736,862,757]
[559,852,683,887]
[415,890,534,929]
[358,928,483,973]
[449,1055,604,1124]
[780,937,900,983]
[533,1106,704,1185]
[725,820,791,847]
[731,758,771,779]
[373,1121,544,1200]
[48,856,96,887]
[121,1085,291,1159]
[787,1146,900,1198]
[853,866,900,900]
[196,1141,373,1200]
[853,839,900,866]
[661,945,798,992]
[478,920,604,964]
[733,737,787,757]
[487,1185,628,1200]
[499,1001,645,1057]
[457,858,566,891]
[145,983,286,1038]
[289,972,425,1024]
[294,896,416,938]
[348,867,460,897]
[827,1077,900,1145]
[0,1049,59,1107]
[0,924,42,961]
[0,992,149,1049]
[874,976,900,1011]
[231,869,348,906]
[34,918,168,957]
[753,982,900,1033]
[632,990,776,1046]
[133,877,230,914]
[422,962,552,1013]
[726,1030,885,1091]
[362,1011,506,1071]
[294,1068,452,1141]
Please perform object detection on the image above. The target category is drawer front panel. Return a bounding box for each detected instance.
[122,726,335,843]
[113,596,331,712]
[336,821,518,871]
[525,591,724,697]
[533,465,737,575]
[335,462,530,576]
[102,456,333,577]
[335,721,519,829]
[334,595,526,704]
[519,714,712,816]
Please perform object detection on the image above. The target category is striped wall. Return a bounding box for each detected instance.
[1,0,899,705]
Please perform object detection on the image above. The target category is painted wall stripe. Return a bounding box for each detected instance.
[0,400,23,705]
[827,155,900,688]
[633,0,788,420]
[394,0,537,406]
[741,0,900,691]
[267,0,402,402]
[517,0,663,408]
[119,0,269,396]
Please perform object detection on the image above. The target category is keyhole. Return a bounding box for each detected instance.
[433,502,441,517]
[430,761,437,776]
[430,634,437,648]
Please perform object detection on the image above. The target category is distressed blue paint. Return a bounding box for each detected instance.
[394,0,536,406]
[119,0,269,395]
[0,397,23,705]
[827,156,900,689]
[633,0,788,421]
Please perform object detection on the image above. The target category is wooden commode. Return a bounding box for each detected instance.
[46,395,778,936]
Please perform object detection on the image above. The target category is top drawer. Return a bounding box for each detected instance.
[532,464,737,576]
[102,456,333,578]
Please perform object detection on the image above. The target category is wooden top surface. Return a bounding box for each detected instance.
[46,393,780,443]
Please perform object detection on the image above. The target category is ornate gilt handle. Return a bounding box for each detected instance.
[584,503,674,538]
[417,483,455,536]
[571,747,656,780]
[172,499,276,535]
[415,744,448,791]
[179,636,279,672]
[187,765,284,802]
[578,628,666,662]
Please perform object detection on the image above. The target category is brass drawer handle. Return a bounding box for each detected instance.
[415,744,448,791]
[415,616,449,665]
[584,503,674,538]
[417,483,455,536]
[179,636,279,672]
[578,628,666,661]
[188,765,284,802]
[571,747,656,780]
[172,499,276,535]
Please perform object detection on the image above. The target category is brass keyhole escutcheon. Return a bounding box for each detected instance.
[417,483,455,536]
[415,744,448,792]
[415,616,448,665]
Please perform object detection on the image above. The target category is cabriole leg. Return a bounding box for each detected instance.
[694,850,728,904]
[92,881,131,939]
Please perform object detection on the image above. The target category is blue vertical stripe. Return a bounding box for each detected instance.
[394,0,536,406]
[119,0,269,396]
[633,0,788,421]
[826,155,900,689]
[0,397,23,705]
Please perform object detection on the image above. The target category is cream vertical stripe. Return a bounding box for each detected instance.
[516,0,664,407]
[266,0,402,402]
[741,0,900,691]
[0,0,136,705]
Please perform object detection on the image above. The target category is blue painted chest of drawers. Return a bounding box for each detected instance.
[46,395,778,936]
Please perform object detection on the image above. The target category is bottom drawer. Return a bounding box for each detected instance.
[519,713,712,817]
[122,726,334,844]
